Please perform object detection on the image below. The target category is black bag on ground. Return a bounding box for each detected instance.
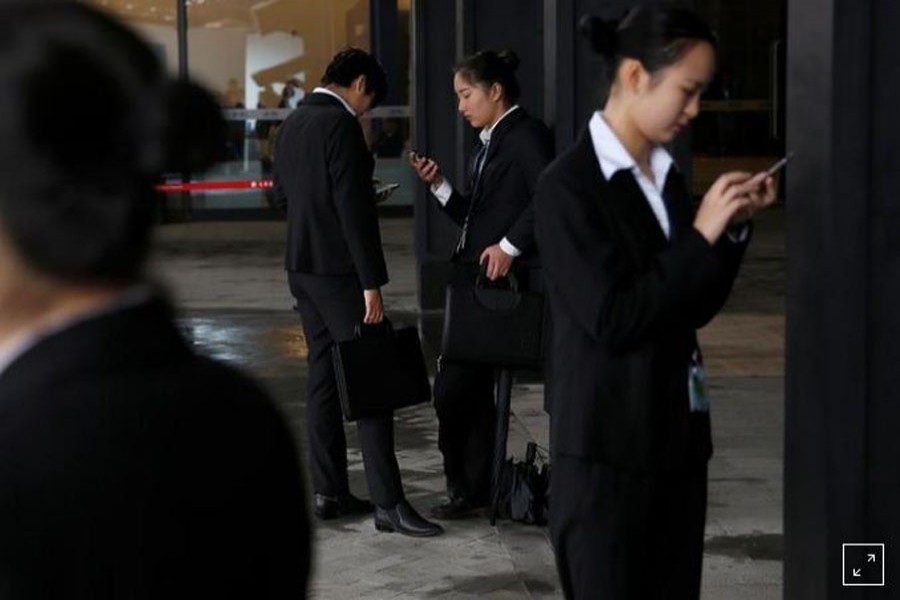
[331,320,431,421]
[441,268,544,369]
[493,442,551,525]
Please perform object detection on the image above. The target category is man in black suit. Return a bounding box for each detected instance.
[274,49,442,537]
[0,4,310,597]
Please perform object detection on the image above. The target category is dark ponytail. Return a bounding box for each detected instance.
[0,1,225,284]
[580,5,716,86]
[455,49,522,104]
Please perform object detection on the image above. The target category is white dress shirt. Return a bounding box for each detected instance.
[431,105,522,257]
[588,111,749,244]
[589,111,675,238]
[312,87,356,116]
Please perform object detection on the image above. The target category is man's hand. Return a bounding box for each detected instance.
[480,244,514,281]
[363,288,384,324]
[374,185,397,205]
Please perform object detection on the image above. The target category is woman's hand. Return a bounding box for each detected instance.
[730,171,779,225]
[480,245,514,281]
[693,171,755,244]
[408,153,444,187]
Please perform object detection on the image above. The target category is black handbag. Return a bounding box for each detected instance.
[441,269,544,369]
[331,320,431,422]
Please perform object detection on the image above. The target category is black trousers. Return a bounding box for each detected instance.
[433,361,496,503]
[550,456,708,600]
[289,272,403,509]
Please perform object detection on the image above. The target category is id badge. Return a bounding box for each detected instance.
[688,352,710,413]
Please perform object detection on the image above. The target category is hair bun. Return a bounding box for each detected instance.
[496,49,520,71]
[161,80,226,173]
[579,15,617,57]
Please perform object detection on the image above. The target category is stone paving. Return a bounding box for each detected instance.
[151,209,786,599]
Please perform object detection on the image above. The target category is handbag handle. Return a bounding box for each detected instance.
[475,261,519,292]
[353,317,394,339]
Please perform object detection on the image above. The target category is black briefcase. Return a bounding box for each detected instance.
[331,320,431,422]
[441,271,544,369]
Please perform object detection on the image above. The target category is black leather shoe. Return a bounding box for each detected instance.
[430,496,488,520]
[374,501,444,537]
[314,493,373,521]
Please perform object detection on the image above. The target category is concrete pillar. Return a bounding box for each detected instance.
[784,1,900,597]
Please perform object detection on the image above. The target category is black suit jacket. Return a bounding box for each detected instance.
[440,108,554,266]
[0,296,310,598]
[274,92,388,289]
[535,128,749,473]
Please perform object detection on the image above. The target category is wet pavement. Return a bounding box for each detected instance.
[151,209,786,599]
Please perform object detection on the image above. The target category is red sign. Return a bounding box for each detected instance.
[155,179,275,192]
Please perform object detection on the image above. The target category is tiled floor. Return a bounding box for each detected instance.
[153,208,786,599]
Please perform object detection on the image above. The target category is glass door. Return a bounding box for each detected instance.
[85,0,414,218]
[692,0,786,197]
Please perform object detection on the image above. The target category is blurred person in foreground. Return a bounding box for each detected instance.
[0,3,310,597]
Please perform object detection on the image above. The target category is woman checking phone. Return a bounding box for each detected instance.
[409,49,553,520]
[534,7,777,599]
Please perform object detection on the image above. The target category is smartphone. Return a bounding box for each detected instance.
[408,150,430,163]
[766,152,795,177]
[375,182,400,195]
[375,183,400,197]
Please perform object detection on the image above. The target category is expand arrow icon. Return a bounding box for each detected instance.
[868,554,877,563]
[853,568,862,577]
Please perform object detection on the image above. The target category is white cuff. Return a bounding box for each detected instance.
[726,223,750,243]
[499,237,522,257]
[430,179,453,206]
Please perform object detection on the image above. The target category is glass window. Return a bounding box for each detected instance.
[83,1,179,70]
[85,0,413,217]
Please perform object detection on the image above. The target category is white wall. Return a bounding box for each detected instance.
[131,23,309,107]
[188,28,248,97]
[245,32,305,108]
[133,23,249,100]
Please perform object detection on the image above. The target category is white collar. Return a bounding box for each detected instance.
[0,285,153,379]
[312,87,356,117]
[479,105,520,145]
[0,329,38,380]
[588,111,674,188]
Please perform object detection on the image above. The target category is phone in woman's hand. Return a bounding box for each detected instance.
[739,153,794,195]
[765,152,794,177]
